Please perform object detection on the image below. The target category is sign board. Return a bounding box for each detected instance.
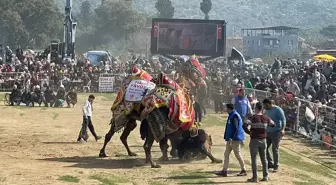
[99,76,115,92]
[151,18,226,56]
[125,80,155,102]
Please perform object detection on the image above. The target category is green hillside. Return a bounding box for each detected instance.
[59,0,336,31]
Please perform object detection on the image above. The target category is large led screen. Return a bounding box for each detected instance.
[151,18,226,56]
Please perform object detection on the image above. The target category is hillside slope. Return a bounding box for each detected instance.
[58,0,336,34]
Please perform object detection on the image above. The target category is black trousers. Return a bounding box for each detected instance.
[78,116,98,141]
[213,94,224,113]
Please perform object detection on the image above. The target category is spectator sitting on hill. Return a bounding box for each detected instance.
[9,84,21,106]
[32,85,44,107]
[44,86,56,107]
[66,88,78,108]
[54,85,66,107]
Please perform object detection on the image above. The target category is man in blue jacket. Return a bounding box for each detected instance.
[215,103,247,177]
[232,88,253,121]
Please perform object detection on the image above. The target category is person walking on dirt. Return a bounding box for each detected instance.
[215,103,247,177]
[262,98,286,172]
[77,94,102,142]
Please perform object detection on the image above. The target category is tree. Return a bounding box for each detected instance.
[93,0,146,45]
[320,25,336,38]
[155,0,175,18]
[200,0,212,20]
[79,0,92,25]
[0,0,62,48]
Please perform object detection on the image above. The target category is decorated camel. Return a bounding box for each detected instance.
[139,73,221,168]
[98,67,185,158]
[98,66,220,168]
[175,55,207,113]
[99,66,155,158]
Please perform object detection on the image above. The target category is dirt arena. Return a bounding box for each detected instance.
[0,93,335,185]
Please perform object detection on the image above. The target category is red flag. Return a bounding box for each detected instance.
[153,23,158,37]
[183,38,190,49]
[191,59,206,78]
[217,24,222,39]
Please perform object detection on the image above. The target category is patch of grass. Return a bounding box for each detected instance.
[280,148,335,179]
[101,93,116,101]
[203,114,225,127]
[58,175,79,183]
[293,174,327,185]
[19,113,25,116]
[168,170,214,184]
[52,112,59,120]
[89,174,129,185]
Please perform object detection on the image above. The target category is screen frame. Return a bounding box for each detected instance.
[150,18,226,57]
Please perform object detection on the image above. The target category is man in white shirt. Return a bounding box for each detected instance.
[78,94,102,142]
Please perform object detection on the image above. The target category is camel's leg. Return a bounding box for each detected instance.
[143,124,160,168]
[168,130,182,158]
[99,120,116,158]
[158,136,169,161]
[120,119,137,156]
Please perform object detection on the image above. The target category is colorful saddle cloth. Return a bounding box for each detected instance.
[141,73,195,132]
[111,67,153,119]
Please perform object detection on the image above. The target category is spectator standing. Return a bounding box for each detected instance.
[191,94,202,126]
[262,98,286,172]
[243,102,275,182]
[215,103,246,177]
[232,89,253,121]
[288,77,300,96]
[212,77,224,113]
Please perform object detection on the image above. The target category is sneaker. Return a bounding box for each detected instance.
[237,170,247,176]
[247,178,258,183]
[95,136,102,142]
[215,170,227,177]
[268,163,274,169]
[78,138,85,143]
[261,177,268,182]
[273,166,279,172]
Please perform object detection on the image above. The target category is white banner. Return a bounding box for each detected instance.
[99,77,115,92]
[125,80,155,102]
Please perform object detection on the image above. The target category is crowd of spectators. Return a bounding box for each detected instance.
[209,58,336,146]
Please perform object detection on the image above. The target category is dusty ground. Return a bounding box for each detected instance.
[0,93,335,185]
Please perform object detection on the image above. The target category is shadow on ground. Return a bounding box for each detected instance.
[39,156,190,169]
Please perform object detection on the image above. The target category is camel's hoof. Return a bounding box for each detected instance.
[128,152,137,157]
[212,159,223,164]
[99,152,108,158]
[158,156,169,161]
[151,164,161,168]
